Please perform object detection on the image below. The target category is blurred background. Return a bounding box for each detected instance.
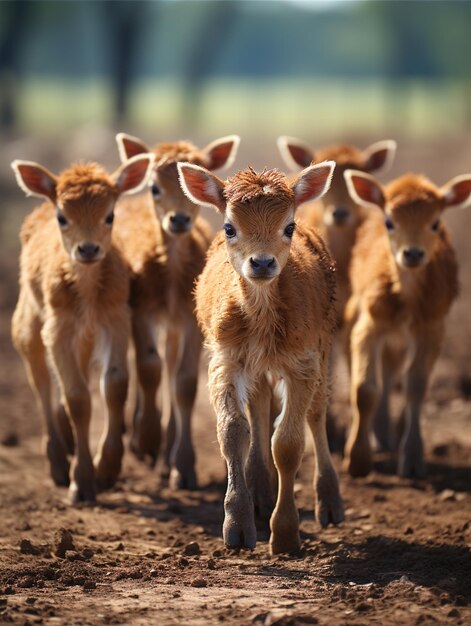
[0,0,470,438]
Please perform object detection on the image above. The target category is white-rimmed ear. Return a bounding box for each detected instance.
[116,132,151,163]
[11,160,57,202]
[344,169,385,211]
[203,135,240,171]
[291,161,335,208]
[362,140,397,174]
[440,174,471,210]
[277,135,314,171]
[112,154,155,196]
[177,163,225,212]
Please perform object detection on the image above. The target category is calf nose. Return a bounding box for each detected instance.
[403,247,425,267]
[170,213,191,226]
[77,243,100,262]
[250,256,276,270]
[332,207,350,224]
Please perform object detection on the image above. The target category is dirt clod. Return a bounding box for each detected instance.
[54,529,75,558]
[183,541,201,556]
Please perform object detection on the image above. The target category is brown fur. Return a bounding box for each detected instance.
[11,156,153,502]
[180,162,344,553]
[344,171,463,478]
[113,134,239,488]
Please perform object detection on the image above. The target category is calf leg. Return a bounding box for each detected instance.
[168,319,202,490]
[270,375,314,555]
[95,312,129,491]
[209,356,256,549]
[44,318,95,503]
[130,311,162,466]
[398,322,444,478]
[344,313,380,477]
[246,375,276,522]
[373,343,406,451]
[12,300,70,486]
[306,368,344,528]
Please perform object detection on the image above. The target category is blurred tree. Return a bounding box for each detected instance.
[104,0,147,125]
[0,1,33,132]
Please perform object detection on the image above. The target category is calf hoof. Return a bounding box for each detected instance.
[316,494,344,528]
[130,434,159,468]
[46,440,70,487]
[68,480,96,504]
[270,533,301,556]
[169,467,197,491]
[398,451,426,479]
[223,518,257,550]
[343,437,372,478]
[95,465,120,492]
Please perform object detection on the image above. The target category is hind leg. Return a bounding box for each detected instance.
[130,310,162,466]
[168,319,201,490]
[95,310,129,491]
[12,296,70,486]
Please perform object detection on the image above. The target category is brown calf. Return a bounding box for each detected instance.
[343,169,471,478]
[11,155,154,502]
[113,134,240,489]
[178,162,344,553]
[277,137,396,318]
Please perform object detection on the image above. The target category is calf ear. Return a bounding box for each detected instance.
[362,140,397,173]
[11,160,57,202]
[178,163,225,212]
[291,161,335,208]
[116,132,151,163]
[277,136,314,171]
[203,135,240,171]
[113,154,155,196]
[441,175,471,210]
[344,169,385,211]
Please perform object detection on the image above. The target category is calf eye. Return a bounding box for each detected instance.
[385,217,394,231]
[105,212,114,226]
[224,223,236,238]
[56,211,68,228]
[284,222,296,238]
[431,218,440,231]
[151,183,160,198]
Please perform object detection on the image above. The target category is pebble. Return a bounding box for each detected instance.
[183,541,201,556]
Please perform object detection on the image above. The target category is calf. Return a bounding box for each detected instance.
[178,161,344,553]
[343,169,471,478]
[113,134,240,489]
[11,155,154,502]
[277,136,396,318]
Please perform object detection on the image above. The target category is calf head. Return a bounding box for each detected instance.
[12,155,154,264]
[345,169,471,269]
[278,136,396,228]
[116,133,240,236]
[177,162,335,284]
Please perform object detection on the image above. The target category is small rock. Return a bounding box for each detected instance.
[191,577,207,588]
[178,557,189,567]
[82,548,94,559]
[207,558,216,570]
[212,549,223,558]
[150,569,159,577]
[19,540,41,556]
[447,608,460,618]
[114,542,125,551]
[54,529,75,558]
[25,598,36,605]
[438,489,456,502]
[183,541,201,556]
[404,526,414,535]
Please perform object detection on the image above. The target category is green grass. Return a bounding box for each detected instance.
[16,77,470,139]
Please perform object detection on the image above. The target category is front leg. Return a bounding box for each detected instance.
[246,375,276,522]
[95,310,130,491]
[270,373,314,555]
[306,357,344,528]
[43,315,95,503]
[209,356,256,549]
[344,313,380,477]
[398,321,444,478]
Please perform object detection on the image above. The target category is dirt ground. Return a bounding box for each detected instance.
[0,132,470,626]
